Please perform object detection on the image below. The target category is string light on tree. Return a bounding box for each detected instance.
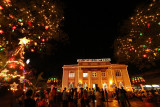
[0,5,3,10]
[0,0,66,91]
[114,0,160,67]
[0,0,65,54]
[0,30,4,34]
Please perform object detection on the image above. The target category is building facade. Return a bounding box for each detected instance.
[62,58,132,91]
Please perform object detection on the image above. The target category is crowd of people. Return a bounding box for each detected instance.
[10,86,160,107]
[132,89,160,103]
[12,86,132,107]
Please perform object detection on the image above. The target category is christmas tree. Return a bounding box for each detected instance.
[114,0,160,68]
[0,0,64,91]
[0,0,64,58]
[0,37,29,91]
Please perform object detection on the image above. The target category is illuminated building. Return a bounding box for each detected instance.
[62,58,132,91]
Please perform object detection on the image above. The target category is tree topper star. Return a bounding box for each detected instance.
[10,82,19,91]
[19,37,30,45]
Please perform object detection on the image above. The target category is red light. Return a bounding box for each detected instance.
[31,49,34,52]
[42,38,45,42]
[10,56,15,61]
[148,38,152,41]
[147,23,150,28]
[0,30,4,34]
[5,0,11,3]
[28,21,32,26]
[19,65,24,70]
[12,26,16,29]
[0,5,3,10]
[45,26,49,30]
[143,54,147,58]
[9,14,13,18]
[9,63,16,68]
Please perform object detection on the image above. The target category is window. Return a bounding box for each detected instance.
[115,69,121,77]
[69,71,75,78]
[83,73,88,77]
[101,71,106,77]
[92,72,97,77]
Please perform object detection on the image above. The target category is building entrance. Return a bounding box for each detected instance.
[103,83,107,90]
[93,84,98,91]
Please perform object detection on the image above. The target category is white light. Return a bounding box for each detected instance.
[152,85,159,87]
[110,80,112,85]
[83,73,88,77]
[26,59,30,64]
[145,85,152,87]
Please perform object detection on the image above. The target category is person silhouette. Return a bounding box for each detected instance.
[121,87,131,106]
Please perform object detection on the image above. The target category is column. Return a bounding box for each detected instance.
[62,69,69,90]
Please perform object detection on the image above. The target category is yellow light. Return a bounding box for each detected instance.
[79,80,82,84]
[145,48,151,52]
[18,37,30,45]
[110,80,112,84]
[21,23,23,26]
[34,42,37,46]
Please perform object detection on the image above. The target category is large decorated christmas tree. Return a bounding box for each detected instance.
[114,0,160,68]
[0,0,64,91]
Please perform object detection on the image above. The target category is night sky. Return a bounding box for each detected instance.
[28,0,150,79]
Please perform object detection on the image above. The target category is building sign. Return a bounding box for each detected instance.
[77,58,111,62]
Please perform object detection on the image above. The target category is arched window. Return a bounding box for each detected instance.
[115,69,121,77]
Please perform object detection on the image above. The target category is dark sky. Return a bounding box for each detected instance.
[29,0,149,78]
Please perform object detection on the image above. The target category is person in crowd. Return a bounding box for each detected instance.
[115,87,119,102]
[24,89,36,107]
[95,87,103,107]
[121,87,131,106]
[101,88,105,102]
[88,88,92,103]
[71,88,74,101]
[38,98,48,107]
[82,89,89,107]
[73,88,78,107]
[105,89,108,102]
[91,88,95,104]
[119,89,126,107]
[62,87,68,107]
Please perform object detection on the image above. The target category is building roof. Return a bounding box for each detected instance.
[63,63,127,68]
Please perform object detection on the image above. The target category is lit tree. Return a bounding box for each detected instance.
[114,0,160,68]
[0,37,29,91]
[0,0,64,54]
[0,0,65,90]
